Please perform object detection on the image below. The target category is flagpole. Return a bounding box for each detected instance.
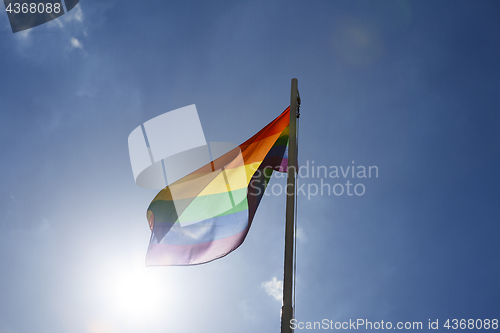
[281,78,299,333]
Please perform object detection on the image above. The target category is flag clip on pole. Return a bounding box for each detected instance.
[281,78,299,333]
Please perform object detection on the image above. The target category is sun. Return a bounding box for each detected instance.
[94,255,171,326]
[110,265,162,319]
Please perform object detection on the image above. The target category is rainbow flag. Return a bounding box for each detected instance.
[145,107,290,265]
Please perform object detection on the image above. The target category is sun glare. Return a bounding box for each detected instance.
[111,266,161,319]
[95,255,171,326]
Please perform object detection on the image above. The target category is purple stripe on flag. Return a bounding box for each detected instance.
[279,158,288,172]
[146,228,249,266]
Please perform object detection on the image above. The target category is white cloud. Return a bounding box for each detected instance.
[63,5,84,23]
[70,37,83,49]
[261,277,283,301]
[296,227,308,243]
[48,3,84,28]
[47,17,64,29]
[15,29,32,40]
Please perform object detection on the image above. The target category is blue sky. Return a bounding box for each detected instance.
[1,1,499,332]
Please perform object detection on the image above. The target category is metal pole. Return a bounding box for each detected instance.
[281,78,298,333]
